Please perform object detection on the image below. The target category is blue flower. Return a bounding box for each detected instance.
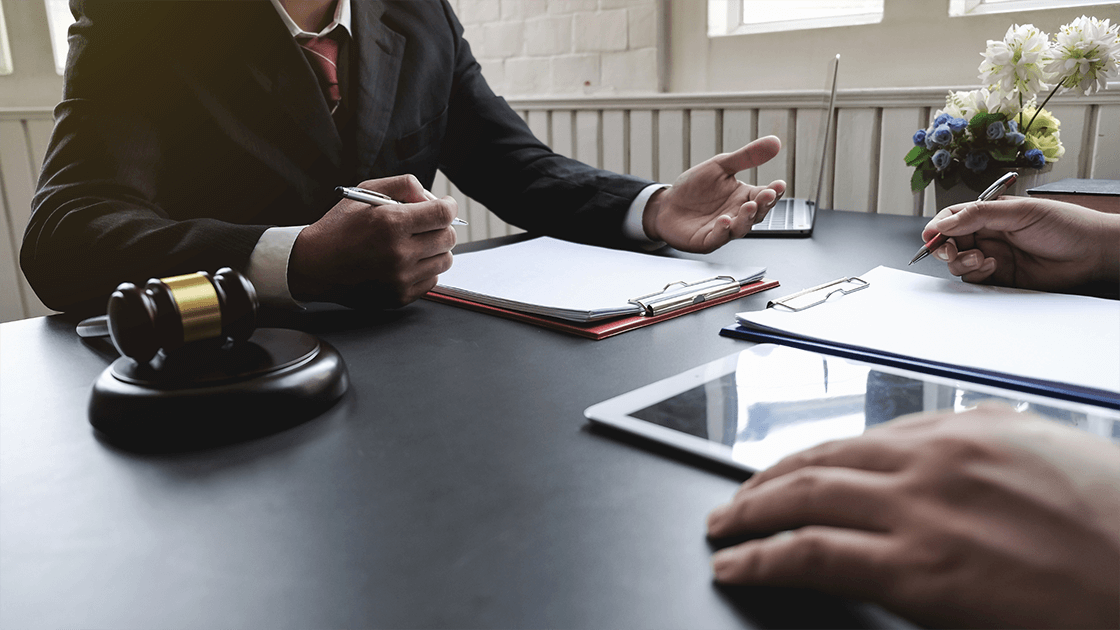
[1025,148,1046,169]
[1008,120,1019,133]
[933,113,951,128]
[948,117,968,133]
[965,150,990,173]
[932,149,952,171]
[930,124,954,146]
[1006,131,1026,146]
[913,129,927,146]
[986,122,1005,141]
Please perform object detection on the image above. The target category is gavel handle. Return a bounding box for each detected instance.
[76,315,110,338]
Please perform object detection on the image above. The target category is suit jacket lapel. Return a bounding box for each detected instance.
[239,3,343,169]
[351,1,405,172]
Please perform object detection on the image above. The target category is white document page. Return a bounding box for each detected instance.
[435,237,766,322]
[736,266,1120,393]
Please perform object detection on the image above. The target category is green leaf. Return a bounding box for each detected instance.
[905,146,932,167]
[911,166,935,192]
[988,146,1020,162]
[969,112,1006,136]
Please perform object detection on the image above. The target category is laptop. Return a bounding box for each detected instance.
[745,54,840,237]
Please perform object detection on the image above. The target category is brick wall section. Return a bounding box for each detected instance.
[450,0,661,96]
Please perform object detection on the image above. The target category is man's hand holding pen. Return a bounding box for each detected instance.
[289,174,460,309]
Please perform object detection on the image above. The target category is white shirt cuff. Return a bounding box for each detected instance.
[246,225,306,309]
[624,183,668,249]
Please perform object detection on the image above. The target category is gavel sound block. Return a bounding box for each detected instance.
[88,269,348,445]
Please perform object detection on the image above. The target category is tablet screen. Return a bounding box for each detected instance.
[586,345,1120,473]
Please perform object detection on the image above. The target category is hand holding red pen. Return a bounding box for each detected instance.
[919,196,1120,290]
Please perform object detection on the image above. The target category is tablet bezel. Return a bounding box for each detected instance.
[584,345,1120,474]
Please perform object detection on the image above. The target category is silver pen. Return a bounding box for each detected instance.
[908,171,1017,265]
[335,186,468,225]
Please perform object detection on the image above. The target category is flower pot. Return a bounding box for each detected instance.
[934,164,1053,212]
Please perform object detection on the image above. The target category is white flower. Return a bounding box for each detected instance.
[943,88,1007,120]
[1044,16,1120,95]
[979,24,1051,105]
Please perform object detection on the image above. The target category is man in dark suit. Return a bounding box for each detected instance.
[21,0,786,314]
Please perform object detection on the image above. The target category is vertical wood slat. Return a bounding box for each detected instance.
[878,108,926,216]
[755,109,792,193]
[629,110,654,181]
[722,109,757,185]
[602,110,626,174]
[0,165,24,322]
[689,110,719,169]
[1044,104,1087,182]
[833,109,879,213]
[1091,104,1120,179]
[793,107,825,201]
[0,119,55,320]
[552,110,574,159]
[575,110,600,168]
[657,109,686,183]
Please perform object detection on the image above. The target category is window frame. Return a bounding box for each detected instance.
[949,0,1120,17]
[0,0,13,76]
[709,0,885,38]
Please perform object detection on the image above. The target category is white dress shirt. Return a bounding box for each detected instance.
[248,0,662,307]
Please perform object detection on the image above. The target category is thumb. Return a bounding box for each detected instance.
[712,135,781,175]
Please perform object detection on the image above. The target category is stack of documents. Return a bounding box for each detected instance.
[726,266,1119,403]
[433,237,767,323]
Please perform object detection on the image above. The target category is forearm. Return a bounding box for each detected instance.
[1093,212,1120,284]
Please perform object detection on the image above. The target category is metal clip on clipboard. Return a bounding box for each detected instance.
[628,276,741,317]
[768,276,869,312]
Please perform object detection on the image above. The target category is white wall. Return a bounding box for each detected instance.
[452,0,664,95]
[669,1,1120,93]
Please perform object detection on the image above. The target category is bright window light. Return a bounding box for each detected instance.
[0,0,13,76]
[44,0,75,75]
[949,0,1120,17]
[710,0,884,37]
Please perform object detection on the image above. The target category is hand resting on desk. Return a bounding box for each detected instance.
[922,196,1120,291]
[706,405,1120,629]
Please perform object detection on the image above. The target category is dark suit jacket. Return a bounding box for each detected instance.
[21,0,653,313]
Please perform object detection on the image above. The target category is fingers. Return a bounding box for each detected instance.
[947,249,996,282]
[713,136,782,175]
[708,467,895,539]
[711,525,894,593]
[358,174,435,204]
[741,431,916,494]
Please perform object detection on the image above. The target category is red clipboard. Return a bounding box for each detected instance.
[424,278,779,340]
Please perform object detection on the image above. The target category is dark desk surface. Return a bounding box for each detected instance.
[1,210,949,629]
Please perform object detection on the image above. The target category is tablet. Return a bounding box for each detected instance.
[584,344,1120,473]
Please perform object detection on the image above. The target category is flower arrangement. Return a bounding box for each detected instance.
[906,16,1120,193]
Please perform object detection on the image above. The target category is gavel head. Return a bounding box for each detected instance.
[107,267,259,363]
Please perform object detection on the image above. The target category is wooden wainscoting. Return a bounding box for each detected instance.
[2,88,1118,322]
[434,86,1120,241]
[0,107,55,323]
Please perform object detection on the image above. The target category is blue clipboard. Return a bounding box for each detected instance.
[719,324,1120,410]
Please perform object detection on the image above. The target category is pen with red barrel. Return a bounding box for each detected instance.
[908,171,1018,265]
[335,185,468,226]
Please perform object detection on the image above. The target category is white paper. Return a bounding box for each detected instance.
[436,237,766,322]
[736,266,1120,394]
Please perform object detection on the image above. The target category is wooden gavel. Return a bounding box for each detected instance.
[104,267,259,363]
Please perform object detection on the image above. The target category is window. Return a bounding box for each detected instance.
[0,0,13,75]
[709,0,884,37]
[44,0,74,75]
[949,0,1119,17]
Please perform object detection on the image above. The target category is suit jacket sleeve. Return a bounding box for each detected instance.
[21,1,272,314]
